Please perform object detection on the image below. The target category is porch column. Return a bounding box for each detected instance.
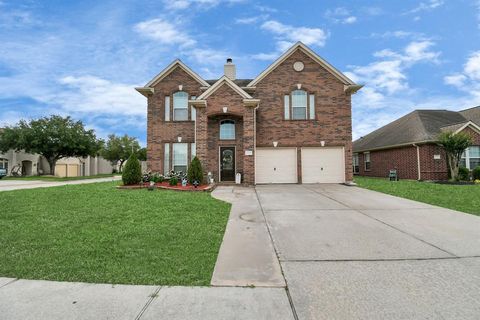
[243,106,256,184]
[195,105,208,182]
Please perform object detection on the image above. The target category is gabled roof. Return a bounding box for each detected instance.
[460,106,480,126]
[206,79,253,87]
[353,109,480,152]
[197,75,253,100]
[247,41,357,87]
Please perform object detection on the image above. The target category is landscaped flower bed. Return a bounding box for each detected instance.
[117,181,214,192]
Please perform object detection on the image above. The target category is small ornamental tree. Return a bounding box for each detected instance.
[101,134,142,172]
[122,153,142,185]
[187,156,204,184]
[438,131,472,181]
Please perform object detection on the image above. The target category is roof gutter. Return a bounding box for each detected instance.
[413,144,421,181]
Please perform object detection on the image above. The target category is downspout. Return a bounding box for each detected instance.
[253,104,259,185]
[413,144,421,180]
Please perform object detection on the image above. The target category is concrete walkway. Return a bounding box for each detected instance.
[210,186,285,287]
[0,176,121,191]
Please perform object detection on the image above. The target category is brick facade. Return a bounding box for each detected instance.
[144,46,355,185]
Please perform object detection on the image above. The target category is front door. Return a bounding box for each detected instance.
[220,147,235,181]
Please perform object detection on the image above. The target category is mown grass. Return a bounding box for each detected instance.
[0,182,230,285]
[355,176,480,216]
[3,173,116,181]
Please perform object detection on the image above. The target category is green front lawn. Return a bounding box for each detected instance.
[355,176,480,216]
[0,182,230,285]
[3,173,116,181]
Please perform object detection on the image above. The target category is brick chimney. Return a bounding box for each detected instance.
[224,58,236,80]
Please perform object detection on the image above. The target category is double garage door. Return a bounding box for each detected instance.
[255,147,345,184]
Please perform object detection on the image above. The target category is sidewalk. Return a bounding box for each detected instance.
[0,278,294,320]
[0,176,121,191]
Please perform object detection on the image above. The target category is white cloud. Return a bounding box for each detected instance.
[162,0,247,10]
[464,51,480,80]
[260,20,328,49]
[368,30,426,40]
[235,15,268,24]
[405,0,444,14]
[444,51,480,99]
[444,74,467,87]
[133,18,196,48]
[325,7,358,24]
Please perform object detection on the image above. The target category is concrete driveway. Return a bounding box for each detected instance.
[0,176,121,191]
[255,184,480,319]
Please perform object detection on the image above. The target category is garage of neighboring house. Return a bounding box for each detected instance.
[255,147,345,184]
[55,163,80,178]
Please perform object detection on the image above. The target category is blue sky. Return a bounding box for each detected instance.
[1,0,480,145]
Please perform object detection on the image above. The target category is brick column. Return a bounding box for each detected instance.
[195,105,208,182]
[243,106,256,185]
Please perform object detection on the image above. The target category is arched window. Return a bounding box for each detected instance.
[291,90,307,120]
[220,120,235,140]
[173,91,188,121]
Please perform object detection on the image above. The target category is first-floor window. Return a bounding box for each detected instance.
[164,143,170,175]
[364,152,371,171]
[353,154,359,174]
[173,143,188,173]
[461,146,480,170]
[0,158,8,172]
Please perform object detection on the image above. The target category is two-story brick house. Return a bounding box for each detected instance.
[136,42,362,185]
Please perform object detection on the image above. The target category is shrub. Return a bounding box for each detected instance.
[122,153,142,185]
[187,156,204,184]
[169,176,178,186]
[457,166,470,181]
[472,166,480,180]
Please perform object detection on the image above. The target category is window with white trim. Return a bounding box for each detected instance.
[164,143,170,175]
[460,146,480,170]
[164,96,170,121]
[291,90,307,120]
[364,152,371,171]
[173,91,188,121]
[220,120,235,140]
[173,143,188,173]
[353,154,359,174]
[0,158,8,172]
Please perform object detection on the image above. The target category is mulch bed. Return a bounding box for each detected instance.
[117,181,215,192]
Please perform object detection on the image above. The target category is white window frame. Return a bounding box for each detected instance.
[220,120,235,140]
[173,91,189,121]
[173,143,188,173]
[462,146,480,170]
[0,158,8,171]
[353,153,359,174]
[291,90,307,120]
[164,96,170,121]
[364,152,371,171]
[164,143,170,175]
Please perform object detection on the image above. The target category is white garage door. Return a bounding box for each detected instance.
[301,147,345,183]
[256,148,297,184]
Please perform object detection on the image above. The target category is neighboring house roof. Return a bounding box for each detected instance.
[247,41,359,91]
[353,108,480,152]
[460,106,480,125]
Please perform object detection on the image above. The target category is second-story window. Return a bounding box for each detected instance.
[173,91,188,121]
[291,90,307,120]
[220,120,235,140]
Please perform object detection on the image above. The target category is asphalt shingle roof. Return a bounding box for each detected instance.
[206,79,253,87]
[353,108,480,152]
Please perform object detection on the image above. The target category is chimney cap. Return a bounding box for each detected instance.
[226,58,233,63]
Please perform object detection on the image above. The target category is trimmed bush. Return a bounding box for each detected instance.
[169,176,178,186]
[187,156,204,184]
[458,166,470,181]
[472,166,480,180]
[122,153,142,185]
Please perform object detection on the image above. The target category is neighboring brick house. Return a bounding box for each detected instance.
[136,42,362,185]
[353,107,480,180]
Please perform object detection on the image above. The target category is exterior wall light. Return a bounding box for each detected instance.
[223,106,228,113]
[179,85,183,91]
[273,141,278,147]
[177,136,182,142]
[297,83,302,89]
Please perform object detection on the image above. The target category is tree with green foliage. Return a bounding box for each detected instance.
[187,156,204,184]
[438,131,472,181]
[137,147,147,161]
[100,134,142,172]
[0,115,101,176]
[122,153,142,185]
